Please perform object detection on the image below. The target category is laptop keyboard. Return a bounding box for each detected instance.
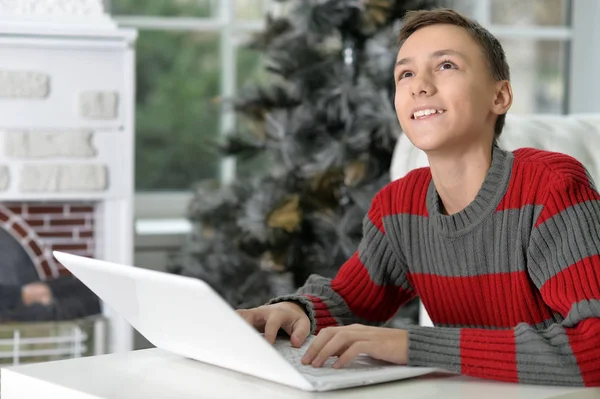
[273,337,389,377]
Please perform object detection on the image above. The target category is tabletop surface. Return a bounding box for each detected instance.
[2,348,600,399]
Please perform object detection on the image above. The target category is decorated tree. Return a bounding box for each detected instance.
[169,0,438,326]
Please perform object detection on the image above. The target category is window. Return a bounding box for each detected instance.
[112,0,268,192]
[109,0,269,231]
[131,29,222,191]
[451,0,572,114]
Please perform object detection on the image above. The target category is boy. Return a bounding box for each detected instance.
[237,8,600,386]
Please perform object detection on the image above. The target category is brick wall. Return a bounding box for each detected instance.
[0,202,96,279]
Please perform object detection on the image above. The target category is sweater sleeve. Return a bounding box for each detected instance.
[407,169,600,387]
[268,191,416,334]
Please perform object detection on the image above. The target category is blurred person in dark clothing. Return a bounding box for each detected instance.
[0,276,101,322]
[0,227,100,322]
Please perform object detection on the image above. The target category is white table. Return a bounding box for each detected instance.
[2,349,599,399]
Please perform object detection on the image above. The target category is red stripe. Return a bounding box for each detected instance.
[540,255,600,314]
[538,151,593,184]
[565,318,600,386]
[512,148,590,182]
[496,148,599,215]
[495,157,547,211]
[411,272,554,327]
[304,295,338,333]
[461,329,518,382]
[330,252,413,322]
[382,169,430,217]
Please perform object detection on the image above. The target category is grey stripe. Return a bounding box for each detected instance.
[515,374,585,386]
[296,274,381,327]
[379,204,408,272]
[534,312,565,330]
[515,322,583,386]
[528,200,600,288]
[425,146,514,238]
[385,205,542,277]
[563,299,600,327]
[406,325,461,373]
[358,216,411,290]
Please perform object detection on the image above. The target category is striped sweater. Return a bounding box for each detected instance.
[271,145,600,386]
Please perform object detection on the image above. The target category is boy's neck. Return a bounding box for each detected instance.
[426,141,494,216]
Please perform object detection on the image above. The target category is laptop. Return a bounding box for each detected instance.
[53,251,439,392]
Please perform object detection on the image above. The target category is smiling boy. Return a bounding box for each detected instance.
[237,8,600,386]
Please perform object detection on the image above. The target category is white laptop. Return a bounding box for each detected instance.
[53,251,439,392]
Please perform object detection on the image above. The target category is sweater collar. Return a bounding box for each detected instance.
[426,145,514,237]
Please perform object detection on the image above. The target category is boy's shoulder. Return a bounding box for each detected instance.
[375,147,594,209]
[385,166,431,192]
[512,147,593,186]
[376,166,432,212]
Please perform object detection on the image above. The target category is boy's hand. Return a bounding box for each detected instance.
[301,324,408,368]
[236,302,311,347]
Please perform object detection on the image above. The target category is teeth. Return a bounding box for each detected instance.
[413,109,444,119]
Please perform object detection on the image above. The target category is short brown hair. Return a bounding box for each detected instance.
[398,8,510,139]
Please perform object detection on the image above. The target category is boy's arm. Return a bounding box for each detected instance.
[407,170,600,387]
[268,191,416,334]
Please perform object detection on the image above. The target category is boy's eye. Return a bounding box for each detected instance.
[439,61,457,70]
[399,71,413,80]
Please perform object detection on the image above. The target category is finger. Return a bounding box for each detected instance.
[311,333,355,367]
[264,314,284,344]
[236,309,257,326]
[301,327,336,365]
[289,318,310,348]
[238,309,270,334]
[333,341,370,369]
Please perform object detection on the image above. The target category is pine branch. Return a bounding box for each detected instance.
[172,0,441,313]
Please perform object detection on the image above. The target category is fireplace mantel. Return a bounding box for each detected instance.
[0,0,119,37]
[0,0,136,354]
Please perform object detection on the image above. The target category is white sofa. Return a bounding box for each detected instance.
[390,114,600,326]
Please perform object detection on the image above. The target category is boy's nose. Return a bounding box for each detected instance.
[410,76,435,97]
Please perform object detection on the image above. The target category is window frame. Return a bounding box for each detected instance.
[472,0,572,114]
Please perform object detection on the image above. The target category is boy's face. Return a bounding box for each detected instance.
[394,24,510,153]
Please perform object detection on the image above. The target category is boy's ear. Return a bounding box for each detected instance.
[492,80,512,115]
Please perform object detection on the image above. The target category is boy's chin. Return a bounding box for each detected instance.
[405,133,452,153]
[406,128,481,154]
[415,144,449,154]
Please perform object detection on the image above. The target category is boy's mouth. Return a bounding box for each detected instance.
[411,109,445,120]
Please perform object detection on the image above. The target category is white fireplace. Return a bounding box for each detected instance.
[0,0,137,353]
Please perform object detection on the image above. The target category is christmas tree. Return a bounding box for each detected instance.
[169,0,438,325]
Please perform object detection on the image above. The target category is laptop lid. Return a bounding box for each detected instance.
[53,251,312,391]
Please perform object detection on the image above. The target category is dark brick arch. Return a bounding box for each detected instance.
[0,205,57,279]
